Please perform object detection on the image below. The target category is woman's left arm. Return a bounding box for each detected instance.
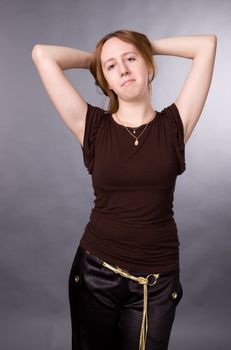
[151,34,217,144]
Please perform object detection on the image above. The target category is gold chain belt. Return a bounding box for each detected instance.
[102,261,159,350]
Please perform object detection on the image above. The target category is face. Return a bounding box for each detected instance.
[100,37,151,102]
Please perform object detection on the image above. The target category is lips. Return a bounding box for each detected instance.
[121,79,135,86]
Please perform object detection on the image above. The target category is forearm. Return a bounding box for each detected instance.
[151,34,217,59]
[32,44,92,70]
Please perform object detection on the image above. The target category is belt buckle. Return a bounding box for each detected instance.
[146,273,159,286]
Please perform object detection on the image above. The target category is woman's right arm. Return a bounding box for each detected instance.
[31,44,92,146]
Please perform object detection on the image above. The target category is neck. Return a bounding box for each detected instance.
[114,95,156,128]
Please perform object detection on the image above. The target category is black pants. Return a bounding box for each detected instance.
[68,245,183,350]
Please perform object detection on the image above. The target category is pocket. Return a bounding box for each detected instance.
[169,279,183,306]
[68,246,86,287]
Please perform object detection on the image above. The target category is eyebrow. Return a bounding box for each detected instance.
[103,51,138,67]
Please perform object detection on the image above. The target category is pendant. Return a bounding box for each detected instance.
[134,139,139,146]
[133,130,136,134]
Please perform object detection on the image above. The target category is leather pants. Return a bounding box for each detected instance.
[68,245,183,350]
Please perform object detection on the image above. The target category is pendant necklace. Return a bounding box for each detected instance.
[114,111,156,146]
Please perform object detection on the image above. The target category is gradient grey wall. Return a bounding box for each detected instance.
[0,0,230,349]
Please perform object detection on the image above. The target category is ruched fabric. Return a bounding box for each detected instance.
[81,103,105,175]
[162,103,186,175]
[81,102,186,177]
[79,101,187,273]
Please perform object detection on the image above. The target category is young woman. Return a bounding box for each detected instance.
[32,30,217,350]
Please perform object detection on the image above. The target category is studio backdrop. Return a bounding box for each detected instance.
[0,0,230,349]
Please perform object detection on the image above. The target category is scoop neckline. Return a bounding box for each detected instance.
[110,110,159,129]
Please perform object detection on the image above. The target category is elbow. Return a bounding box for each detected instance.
[31,44,45,63]
[208,34,217,47]
[201,34,217,54]
[209,35,217,56]
[31,44,40,62]
[211,34,217,41]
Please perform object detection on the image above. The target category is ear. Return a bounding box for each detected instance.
[147,65,153,75]
[148,66,154,82]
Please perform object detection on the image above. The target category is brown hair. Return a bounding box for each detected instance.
[89,29,156,114]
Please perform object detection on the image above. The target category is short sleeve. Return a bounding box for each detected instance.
[162,103,186,175]
[81,103,105,175]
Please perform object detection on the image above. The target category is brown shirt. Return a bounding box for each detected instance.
[79,102,186,273]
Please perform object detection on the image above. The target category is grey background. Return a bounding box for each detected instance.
[0,0,230,349]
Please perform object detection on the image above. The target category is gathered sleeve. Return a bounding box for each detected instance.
[81,103,105,175]
[163,103,186,175]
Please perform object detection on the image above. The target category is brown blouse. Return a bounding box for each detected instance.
[79,102,186,273]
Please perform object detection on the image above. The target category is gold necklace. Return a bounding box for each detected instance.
[114,111,156,146]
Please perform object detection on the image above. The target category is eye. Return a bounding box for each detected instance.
[127,57,136,62]
[107,64,115,71]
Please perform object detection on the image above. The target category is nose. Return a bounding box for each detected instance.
[119,61,130,77]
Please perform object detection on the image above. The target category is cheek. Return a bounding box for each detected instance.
[141,66,149,81]
[141,71,149,87]
[105,74,119,90]
[102,71,113,89]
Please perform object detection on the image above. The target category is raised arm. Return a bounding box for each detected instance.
[31,44,92,146]
[151,34,217,144]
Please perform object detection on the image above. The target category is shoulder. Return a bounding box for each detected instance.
[86,102,108,116]
[160,102,182,121]
[160,103,185,140]
[84,102,109,129]
[159,102,186,174]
